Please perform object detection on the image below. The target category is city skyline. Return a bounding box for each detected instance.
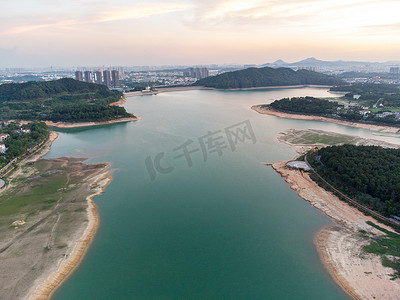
[2,0,400,67]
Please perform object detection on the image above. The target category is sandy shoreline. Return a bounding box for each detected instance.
[252,105,400,134]
[25,130,113,299]
[270,159,400,299]
[45,116,140,129]
[28,168,112,300]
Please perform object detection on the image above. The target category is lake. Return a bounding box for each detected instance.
[47,87,399,299]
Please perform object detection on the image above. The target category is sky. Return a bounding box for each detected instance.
[1,0,400,67]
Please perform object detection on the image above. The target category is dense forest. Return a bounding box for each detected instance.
[268,97,340,114]
[48,104,132,122]
[0,78,121,102]
[0,121,49,167]
[0,78,135,122]
[310,145,400,217]
[193,67,344,89]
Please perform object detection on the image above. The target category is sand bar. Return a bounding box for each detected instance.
[45,116,140,129]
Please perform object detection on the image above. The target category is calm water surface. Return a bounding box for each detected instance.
[48,88,400,299]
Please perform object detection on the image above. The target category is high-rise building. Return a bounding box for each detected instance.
[103,70,111,88]
[95,71,103,84]
[117,67,124,79]
[200,68,209,79]
[84,71,92,83]
[111,70,120,87]
[75,71,83,81]
[390,67,399,74]
[190,67,209,79]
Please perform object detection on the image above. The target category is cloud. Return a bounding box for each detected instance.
[0,1,193,35]
[360,22,400,37]
[96,3,193,23]
[185,0,400,34]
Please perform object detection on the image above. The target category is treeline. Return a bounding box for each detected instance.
[311,145,400,217]
[330,83,400,94]
[193,67,344,89]
[0,78,121,103]
[48,104,132,122]
[267,96,400,126]
[0,122,49,166]
[268,97,339,114]
[0,78,135,123]
[331,83,400,106]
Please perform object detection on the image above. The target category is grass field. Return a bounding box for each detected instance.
[362,221,400,279]
[0,155,109,299]
[290,131,356,145]
[0,157,107,234]
[279,129,400,149]
[369,107,400,113]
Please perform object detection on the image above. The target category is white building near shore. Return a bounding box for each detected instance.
[0,144,7,154]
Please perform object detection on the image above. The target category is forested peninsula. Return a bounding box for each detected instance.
[310,144,400,217]
[0,78,135,122]
[265,96,400,127]
[193,67,344,89]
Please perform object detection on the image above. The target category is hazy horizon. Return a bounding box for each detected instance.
[2,0,400,68]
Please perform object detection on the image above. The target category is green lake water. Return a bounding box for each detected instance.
[46,88,400,299]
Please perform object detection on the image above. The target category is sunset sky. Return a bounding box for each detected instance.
[2,0,400,67]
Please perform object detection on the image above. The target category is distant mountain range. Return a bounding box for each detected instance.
[260,57,400,71]
[193,67,344,89]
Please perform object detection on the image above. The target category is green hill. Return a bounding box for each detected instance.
[0,78,134,122]
[193,67,344,89]
[310,144,400,217]
[0,78,120,103]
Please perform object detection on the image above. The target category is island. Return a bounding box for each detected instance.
[0,78,139,127]
[193,67,344,89]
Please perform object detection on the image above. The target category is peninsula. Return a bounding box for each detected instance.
[0,78,139,127]
[0,125,111,299]
[252,82,400,130]
[252,104,400,134]
[269,129,400,299]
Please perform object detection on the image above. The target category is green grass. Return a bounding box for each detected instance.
[291,132,356,145]
[0,175,66,217]
[369,107,400,113]
[363,221,400,279]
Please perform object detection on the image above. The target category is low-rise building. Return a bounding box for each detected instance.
[359,110,371,116]
[376,112,394,118]
[0,133,10,142]
[0,144,7,154]
[21,128,30,134]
